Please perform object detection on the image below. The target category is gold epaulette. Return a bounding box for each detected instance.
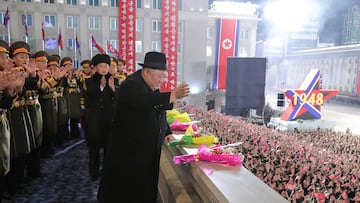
[12,100,26,108]
[80,97,85,105]
[37,78,49,91]
[0,112,7,121]
[25,98,39,106]
[47,77,58,88]
[67,88,78,93]
[41,91,63,99]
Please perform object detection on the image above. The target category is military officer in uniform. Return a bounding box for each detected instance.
[0,40,25,201]
[5,41,38,197]
[62,57,82,139]
[114,58,128,83]
[79,59,92,139]
[38,55,63,156]
[23,50,50,177]
[109,57,120,88]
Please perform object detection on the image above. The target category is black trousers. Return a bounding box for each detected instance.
[26,148,41,177]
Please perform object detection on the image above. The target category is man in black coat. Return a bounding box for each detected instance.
[97,51,190,203]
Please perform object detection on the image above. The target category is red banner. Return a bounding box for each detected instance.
[119,0,136,73]
[161,0,178,92]
[215,18,239,90]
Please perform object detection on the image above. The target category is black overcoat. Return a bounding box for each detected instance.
[84,72,115,147]
[98,70,173,203]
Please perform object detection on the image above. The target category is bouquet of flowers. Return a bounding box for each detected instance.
[170,121,198,132]
[166,110,192,124]
[167,134,218,146]
[173,143,242,166]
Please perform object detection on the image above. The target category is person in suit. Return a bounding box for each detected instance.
[83,54,115,181]
[97,51,190,203]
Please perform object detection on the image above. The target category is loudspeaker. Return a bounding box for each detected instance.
[277,93,285,107]
[277,93,285,100]
[277,100,285,107]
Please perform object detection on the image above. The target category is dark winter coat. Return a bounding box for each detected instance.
[84,72,115,148]
[97,70,173,203]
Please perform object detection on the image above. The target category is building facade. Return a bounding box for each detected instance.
[0,0,259,93]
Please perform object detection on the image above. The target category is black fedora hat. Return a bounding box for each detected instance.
[138,51,167,70]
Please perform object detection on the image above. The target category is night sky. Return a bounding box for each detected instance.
[209,0,360,45]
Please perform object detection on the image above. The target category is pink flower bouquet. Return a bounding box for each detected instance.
[173,144,242,166]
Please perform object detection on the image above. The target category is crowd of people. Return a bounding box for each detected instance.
[0,39,128,201]
[180,105,360,203]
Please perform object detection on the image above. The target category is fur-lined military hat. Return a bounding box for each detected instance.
[91,54,110,66]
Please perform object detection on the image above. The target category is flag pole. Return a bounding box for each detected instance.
[23,10,28,43]
[42,21,45,50]
[7,21,11,44]
[90,32,93,59]
[105,40,108,54]
[74,27,77,68]
[5,4,11,44]
[58,25,61,56]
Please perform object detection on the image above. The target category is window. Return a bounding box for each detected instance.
[206,45,212,56]
[136,19,143,32]
[109,40,119,50]
[136,41,142,53]
[151,41,161,52]
[89,0,99,6]
[110,0,118,7]
[67,16,78,29]
[0,12,3,26]
[44,15,55,27]
[44,0,55,3]
[21,14,33,26]
[89,16,100,29]
[136,61,142,70]
[0,35,9,42]
[178,0,182,11]
[152,20,161,32]
[240,29,248,40]
[152,0,161,9]
[178,42,182,54]
[110,17,118,30]
[136,0,141,8]
[239,47,248,57]
[177,63,182,82]
[178,22,183,33]
[20,0,31,2]
[207,27,214,39]
[67,0,77,5]
[68,38,74,49]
